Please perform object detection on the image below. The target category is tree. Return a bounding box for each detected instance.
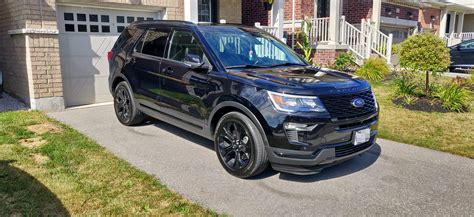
[399,32,451,95]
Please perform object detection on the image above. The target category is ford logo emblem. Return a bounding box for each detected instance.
[351,98,365,108]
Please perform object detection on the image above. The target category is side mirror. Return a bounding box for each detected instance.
[184,54,211,73]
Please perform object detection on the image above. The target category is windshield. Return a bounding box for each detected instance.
[198,26,307,69]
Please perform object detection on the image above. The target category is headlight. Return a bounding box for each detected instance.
[371,89,378,110]
[267,91,326,113]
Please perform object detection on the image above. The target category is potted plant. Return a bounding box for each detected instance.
[262,0,273,11]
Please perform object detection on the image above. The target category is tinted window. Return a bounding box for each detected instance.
[102,26,110,33]
[140,29,170,57]
[65,24,75,32]
[117,26,125,33]
[64,13,74,21]
[89,14,98,22]
[77,13,86,21]
[78,24,87,32]
[90,25,99,32]
[168,30,205,62]
[101,15,110,23]
[117,16,125,23]
[127,16,135,23]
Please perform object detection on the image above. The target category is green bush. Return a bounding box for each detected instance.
[436,83,470,112]
[394,74,418,97]
[296,19,313,65]
[391,43,402,55]
[334,52,356,71]
[399,32,451,94]
[355,57,391,82]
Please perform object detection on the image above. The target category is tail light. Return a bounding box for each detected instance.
[107,51,113,60]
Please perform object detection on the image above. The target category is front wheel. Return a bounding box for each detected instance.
[214,112,268,178]
[114,81,144,126]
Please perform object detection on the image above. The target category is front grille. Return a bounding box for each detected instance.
[335,139,373,157]
[338,116,378,130]
[320,90,376,119]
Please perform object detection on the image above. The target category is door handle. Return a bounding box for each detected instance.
[162,67,174,74]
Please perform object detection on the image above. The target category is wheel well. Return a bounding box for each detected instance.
[210,106,246,135]
[111,77,125,94]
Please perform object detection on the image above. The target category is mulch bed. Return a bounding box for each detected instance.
[392,97,450,113]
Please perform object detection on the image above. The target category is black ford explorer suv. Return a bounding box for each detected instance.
[108,20,379,178]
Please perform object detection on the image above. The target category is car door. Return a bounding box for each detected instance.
[458,41,474,67]
[128,27,171,110]
[157,28,212,126]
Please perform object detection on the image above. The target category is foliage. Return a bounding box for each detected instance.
[334,52,357,71]
[296,18,313,65]
[394,72,418,97]
[435,83,471,112]
[355,57,390,82]
[399,32,451,93]
[391,43,402,55]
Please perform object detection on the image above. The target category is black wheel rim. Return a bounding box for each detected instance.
[217,121,252,171]
[115,86,131,122]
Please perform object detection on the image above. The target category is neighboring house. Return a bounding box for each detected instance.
[0,0,241,111]
[242,0,474,66]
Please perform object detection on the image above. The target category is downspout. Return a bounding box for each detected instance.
[292,0,295,49]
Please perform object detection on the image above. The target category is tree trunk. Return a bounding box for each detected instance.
[425,71,430,95]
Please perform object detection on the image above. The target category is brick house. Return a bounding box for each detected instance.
[243,0,474,66]
[0,0,242,110]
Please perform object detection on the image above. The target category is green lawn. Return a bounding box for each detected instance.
[373,81,474,158]
[0,111,217,216]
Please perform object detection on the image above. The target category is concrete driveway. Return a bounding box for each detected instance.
[49,104,474,216]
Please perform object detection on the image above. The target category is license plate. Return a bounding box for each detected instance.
[354,128,371,145]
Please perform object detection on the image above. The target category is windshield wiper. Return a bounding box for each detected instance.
[225,65,268,69]
[267,63,307,68]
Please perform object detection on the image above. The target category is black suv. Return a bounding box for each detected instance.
[108,21,379,178]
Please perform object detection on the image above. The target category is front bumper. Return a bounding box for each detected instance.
[262,110,379,175]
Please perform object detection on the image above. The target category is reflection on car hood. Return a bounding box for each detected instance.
[228,66,370,95]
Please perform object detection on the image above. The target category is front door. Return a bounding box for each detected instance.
[158,29,211,126]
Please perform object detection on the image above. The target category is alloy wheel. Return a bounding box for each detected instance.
[217,121,252,171]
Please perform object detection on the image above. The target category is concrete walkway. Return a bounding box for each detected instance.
[49,104,474,216]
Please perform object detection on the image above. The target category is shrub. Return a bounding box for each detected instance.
[334,52,356,72]
[399,32,451,94]
[394,74,418,97]
[391,43,402,55]
[436,83,470,112]
[355,57,391,82]
[296,19,313,65]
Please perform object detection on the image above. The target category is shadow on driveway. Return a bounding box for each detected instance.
[138,119,381,182]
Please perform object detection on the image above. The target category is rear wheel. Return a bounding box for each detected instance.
[114,81,143,126]
[214,112,268,178]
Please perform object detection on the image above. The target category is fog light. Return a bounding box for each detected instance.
[284,123,318,144]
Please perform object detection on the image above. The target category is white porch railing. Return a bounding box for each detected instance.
[445,32,474,46]
[361,19,393,64]
[254,22,279,38]
[459,32,474,41]
[340,18,366,62]
[309,17,330,44]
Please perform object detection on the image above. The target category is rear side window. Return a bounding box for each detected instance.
[139,29,170,57]
[167,30,205,62]
[112,26,142,51]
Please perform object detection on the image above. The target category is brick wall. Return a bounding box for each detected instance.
[0,1,31,103]
[242,0,271,26]
[219,0,242,23]
[418,7,441,33]
[343,0,373,24]
[381,2,419,21]
[312,49,345,67]
[284,0,314,21]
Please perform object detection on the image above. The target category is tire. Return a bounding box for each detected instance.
[113,81,144,126]
[214,112,269,178]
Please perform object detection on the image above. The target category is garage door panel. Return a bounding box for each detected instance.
[58,5,162,107]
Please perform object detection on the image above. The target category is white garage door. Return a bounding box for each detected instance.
[57,5,163,107]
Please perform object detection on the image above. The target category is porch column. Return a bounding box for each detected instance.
[448,11,457,36]
[457,13,465,34]
[439,7,448,37]
[372,0,382,30]
[271,0,285,40]
[328,0,342,44]
[184,0,198,23]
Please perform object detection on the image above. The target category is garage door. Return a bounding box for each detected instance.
[57,5,163,107]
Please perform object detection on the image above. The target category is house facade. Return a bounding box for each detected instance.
[0,0,241,110]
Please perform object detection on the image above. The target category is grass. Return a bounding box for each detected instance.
[0,111,218,216]
[373,81,474,158]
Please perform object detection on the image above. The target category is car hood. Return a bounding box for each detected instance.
[228,66,370,95]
